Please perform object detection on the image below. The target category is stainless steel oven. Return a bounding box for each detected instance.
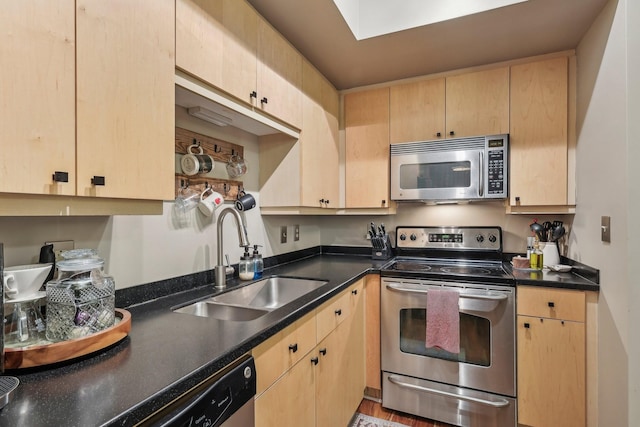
[380,226,516,427]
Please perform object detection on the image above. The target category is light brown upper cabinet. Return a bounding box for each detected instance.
[390,78,446,144]
[76,0,175,200]
[258,61,338,209]
[344,88,391,208]
[0,1,76,196]
[257,18,302,129]
[509,57,569,209]
[176,0,301,129]
[299,60,339,207]
[1,0,174,202]
[389,67,509,144]
[445,67,510,138]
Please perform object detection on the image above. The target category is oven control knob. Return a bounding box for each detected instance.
[476,234,485,243]
[410,234,417,241]
[488,234,497,243]
[399,233,407,241]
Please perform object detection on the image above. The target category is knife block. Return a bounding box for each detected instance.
[371,235,393,260]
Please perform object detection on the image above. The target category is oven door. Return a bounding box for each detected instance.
[390,148,482,201]
[381,278,515,397]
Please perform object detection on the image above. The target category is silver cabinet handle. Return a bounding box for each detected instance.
[385,283,507,301]
[387,375,510,408]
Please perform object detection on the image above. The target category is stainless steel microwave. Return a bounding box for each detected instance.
[390,134,508,202]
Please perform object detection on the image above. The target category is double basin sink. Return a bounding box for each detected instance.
[173,276,328,321]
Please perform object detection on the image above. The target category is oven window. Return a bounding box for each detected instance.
[399,162,471,190]
[399,308,490,366]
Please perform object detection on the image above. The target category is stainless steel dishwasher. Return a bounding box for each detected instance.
[140,354,256,427]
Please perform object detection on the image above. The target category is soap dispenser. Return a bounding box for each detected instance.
[252,245,263,279]
[239,246,254,280]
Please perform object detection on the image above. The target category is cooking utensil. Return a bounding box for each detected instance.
[551,225,566,242]
[529,221,545,241]
[370,222,377,239]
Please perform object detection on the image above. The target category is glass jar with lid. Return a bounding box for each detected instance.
[45,249,115,342]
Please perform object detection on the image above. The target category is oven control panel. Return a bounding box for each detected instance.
[396,226,502,251]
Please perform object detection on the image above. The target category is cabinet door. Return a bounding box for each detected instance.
[390,78,446,143]
[517,315,585,427]
[257,17,302,128]
[445,67,509,138]
[300,60,339,207]
[221,0,258,104]
[176,0,224,88]
[364,275,381,392]
[0,1,76,196]
[510,57,568,207]
[254,354,316,427]
[345,88,391,208]
[76,0,175,200]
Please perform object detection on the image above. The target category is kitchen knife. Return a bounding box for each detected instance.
[370,222,377,239]
[380,223,386,236]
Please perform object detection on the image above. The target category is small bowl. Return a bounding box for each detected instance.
[548,264,572,273]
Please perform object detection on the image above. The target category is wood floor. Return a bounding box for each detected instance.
[356,398,456,427]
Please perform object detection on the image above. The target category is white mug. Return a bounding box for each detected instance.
[181,144,215,176]
[198,187,224,217]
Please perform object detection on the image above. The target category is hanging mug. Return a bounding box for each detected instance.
[235,190,256,211]
[181,144,215,176]
[226,154,247,178]
[198,187,225,217]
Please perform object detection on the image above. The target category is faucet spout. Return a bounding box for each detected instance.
[215,207,250,289]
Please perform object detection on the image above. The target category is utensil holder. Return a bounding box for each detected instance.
[371,235,393,260]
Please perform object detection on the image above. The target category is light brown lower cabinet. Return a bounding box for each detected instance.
[517,286,586,427]
[254,280,365,427]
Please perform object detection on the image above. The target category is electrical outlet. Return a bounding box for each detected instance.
[280,226,288,244]
[294,224,300,241]
[45,240,75,261]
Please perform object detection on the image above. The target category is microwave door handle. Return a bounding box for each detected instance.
[479,151,484,197]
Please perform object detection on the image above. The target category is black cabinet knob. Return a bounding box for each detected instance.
[548,301,555,308]
[382,200,386,206]
[524,323,530,329]
[449,131,455,136]
[250,91,257,99]
[515,196,521,203]
[52,171,69,183]
[261,97,268,104]
[288,343,298,353]
[436,132,442,137]
[335,309,342,316]
[91,176,106,186]
[319,348,327,356]
[325,199,329,205]
[351,289,358,295]
[311,357,319,365]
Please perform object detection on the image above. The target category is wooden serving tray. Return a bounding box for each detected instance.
[4,308,131,369]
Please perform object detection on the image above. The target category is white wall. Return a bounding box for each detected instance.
[573,0,632,425]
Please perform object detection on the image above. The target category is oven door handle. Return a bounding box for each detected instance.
[385,283,507,301]
[387,375,510,408]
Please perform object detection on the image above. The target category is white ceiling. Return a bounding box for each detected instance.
[247,0,609,90]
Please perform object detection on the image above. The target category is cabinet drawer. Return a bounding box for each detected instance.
[253,310,316,395]
[517,286,585,322]
[317,281,363,342]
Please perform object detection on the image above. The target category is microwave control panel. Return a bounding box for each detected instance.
[486,137,507,197]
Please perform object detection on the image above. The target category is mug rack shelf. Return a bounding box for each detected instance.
[175,127,244,201]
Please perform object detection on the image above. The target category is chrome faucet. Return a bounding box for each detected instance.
[215,207,250,289]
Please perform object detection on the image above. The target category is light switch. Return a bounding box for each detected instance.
[281,226,288,244]
[601,216,611,242]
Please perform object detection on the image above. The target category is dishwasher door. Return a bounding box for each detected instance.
[141,354,256,427]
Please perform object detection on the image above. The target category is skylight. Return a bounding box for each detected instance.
[332,0,529,40]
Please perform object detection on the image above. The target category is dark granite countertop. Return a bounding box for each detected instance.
[0,252,385,426]
[0,248,598,426]
[504,254,600,292]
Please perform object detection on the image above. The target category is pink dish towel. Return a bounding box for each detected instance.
[425,288,460,354]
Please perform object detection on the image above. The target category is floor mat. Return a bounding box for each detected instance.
[349,412,411,427]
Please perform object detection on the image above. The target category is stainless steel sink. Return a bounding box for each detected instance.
[173,276,328,321]
[173,302,269,321]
